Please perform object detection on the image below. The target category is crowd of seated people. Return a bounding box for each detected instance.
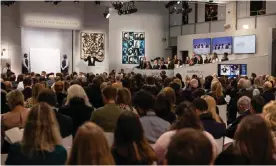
[1,69,276,165]
[138,52,229,70]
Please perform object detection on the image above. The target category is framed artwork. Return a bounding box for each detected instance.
[122,32,145,64]
[81,32,105,66]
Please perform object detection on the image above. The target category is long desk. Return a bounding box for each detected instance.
[131,69,174,77]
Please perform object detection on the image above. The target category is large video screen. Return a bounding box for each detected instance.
[212,36,232,54]
[218,64,247,77]
[193,38,211,55]
[233,35,256,54]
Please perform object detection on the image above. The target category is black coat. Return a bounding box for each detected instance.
[59,98,94,137]
[227,89,253,124]
[199,113,226,139]
[22,87,32,101]
[85,84,104,109]
[53,109,73,138]
[152,64,160,69]
[142,84,159,96]
[262,90,275,104]
[226,110,250,138]
[55,92,67,108]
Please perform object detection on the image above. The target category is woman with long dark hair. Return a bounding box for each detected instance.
[112,111,157,165]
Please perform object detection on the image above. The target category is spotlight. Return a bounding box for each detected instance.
[74,1,79,4]
[95,1,100,5]
[103,7,110,19]
[177,1,181,4]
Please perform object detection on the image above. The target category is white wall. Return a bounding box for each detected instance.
[19,1,84,30]
[177,28,274,61]
[1,3,21,74]
[108,2,169,71]
[21,27,72,73]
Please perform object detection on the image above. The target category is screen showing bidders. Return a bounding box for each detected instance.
[233,35,256,54]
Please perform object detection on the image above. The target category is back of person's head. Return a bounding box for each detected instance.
[234,115,275,165]
[173,78,182,89]
[166,128,213,165]
[92,75,104,87]
[17,74,24,83]
[263,81,273,91]
[116,88,131,105]
[250,95,265,114]
[22,102,61,155]
[263,101,276,132]
[169,82,180,94]
[23,77,32,87]
[155,92,171,116]
[132,90,155,113]
[102,86,117,101]
[201,95,222,123]
[163,77,172,87]
[193,98,208,113]
[54,81,64,93]
[66,84,91,106]
[162,87,176,105]
[67,122,114,165]
[237,96,251,111]
[211,81,223,98]
[32,83,44,102]
[114,111,156,164]
[6,90,24,110]
[4,81,12,90]
[191,88,205,100]
[190,78,199,89]
[146,76,155,85]
[173,102,202,130]
[238,78,248,89]
[37,89,57,107]
[254,76,264,88]
[204,75,214,89]
[100,81,111,92]
[175,73,182,80]
[115,74,121,82]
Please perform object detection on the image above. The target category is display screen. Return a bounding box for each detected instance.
[233,35,256,54]
[193,38,211,55]
[212,36,232,54]
[218,64,247,77]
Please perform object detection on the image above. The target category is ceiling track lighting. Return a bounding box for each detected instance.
[169,1,192,15]
[1,1,16,7]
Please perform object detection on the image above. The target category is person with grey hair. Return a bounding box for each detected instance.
[181,78,199,102]
[226,96,251,138]
[228,78,254,124]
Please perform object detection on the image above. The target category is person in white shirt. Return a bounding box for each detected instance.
[211,53,219,63]
[2,63,11,73]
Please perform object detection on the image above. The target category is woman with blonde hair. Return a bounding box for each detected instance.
[263,101,276,148]
[201,95,223,123]
[59,84,94,136]
[25,83,44,108]
[67,122,115,165]
[5,102,67,165]
[209,81,226,105]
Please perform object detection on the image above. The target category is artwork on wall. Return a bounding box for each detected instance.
[122,32,145,64]
[81,32,104,66]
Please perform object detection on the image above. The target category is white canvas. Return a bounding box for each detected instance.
[30,48,60,73]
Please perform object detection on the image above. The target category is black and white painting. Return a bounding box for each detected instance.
[81,32,104,66]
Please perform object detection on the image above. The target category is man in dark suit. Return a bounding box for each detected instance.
[193,98,226,139]
[262,81,275,104]
[152,59,160,69]
[159,60,167,69]
[37,89,73,138]
[226,96,251,138]
[227,78,253,124]
[22,77,32,101]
